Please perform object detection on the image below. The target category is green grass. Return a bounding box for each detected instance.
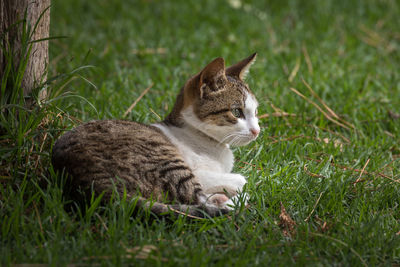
[1,0,400,265]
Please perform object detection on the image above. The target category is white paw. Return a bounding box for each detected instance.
[229,174,247,192]
[222,198,235,210]
[206,193,229,207]
[204,193,236,210]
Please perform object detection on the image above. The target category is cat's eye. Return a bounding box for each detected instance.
[231,108,243,118]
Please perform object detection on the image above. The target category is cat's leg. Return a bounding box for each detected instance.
[193,170,247,197]
[193,170,248,209]
[155,163,227,210]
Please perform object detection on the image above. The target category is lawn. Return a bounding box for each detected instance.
[1,0,400,265]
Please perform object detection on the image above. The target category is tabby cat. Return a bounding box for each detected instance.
[52,53,260,217]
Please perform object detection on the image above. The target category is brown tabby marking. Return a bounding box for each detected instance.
[53,120,202,204]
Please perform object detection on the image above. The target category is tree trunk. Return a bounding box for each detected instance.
[0,0,50,104]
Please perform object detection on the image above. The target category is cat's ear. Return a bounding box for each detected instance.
[226,53,257,80]
[198,57,227,98]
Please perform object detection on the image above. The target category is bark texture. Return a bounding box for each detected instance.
[0,0,50,102]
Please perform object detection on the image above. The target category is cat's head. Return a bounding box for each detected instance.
[165,53,260,146]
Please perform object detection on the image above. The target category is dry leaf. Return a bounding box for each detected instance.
[279,202,297,238]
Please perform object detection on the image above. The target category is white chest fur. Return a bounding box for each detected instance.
[154,123,234,173]
[154,122,246,202]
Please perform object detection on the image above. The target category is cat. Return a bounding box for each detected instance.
[52,53,260,218]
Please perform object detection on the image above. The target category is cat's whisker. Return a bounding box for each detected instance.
[222,131,251,145]
[229,132,254,146]
[229,135,242,147]
[219,133,237,144]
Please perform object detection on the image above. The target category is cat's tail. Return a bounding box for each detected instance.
[135,197,229,219]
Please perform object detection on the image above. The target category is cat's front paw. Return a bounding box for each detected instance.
[205,193,235,210]
[221,198,235,210]
[205,174,247,197]
[230,174,247,192]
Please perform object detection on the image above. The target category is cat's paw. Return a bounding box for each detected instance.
[203,174,247,198]
[205,193,234,210]
[206,193,228,206]
[221,198,235,210]
[229,174,247,192]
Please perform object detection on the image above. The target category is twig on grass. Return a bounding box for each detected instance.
[258,112,297,119]
[226,214,241,231]
[237,160,262,170]
[267,101,292,124]
[123,83,153,118]
[358,24,395,53]
[302,79,355,130]
[95,212,109,232]
[302,79,340,120]
[168,206,205,220]
[353,158,370,185]
[302,44,313,75]
[314,215,330,232]
[304,165,326,179]
[290,87,351,130]
[317,126,351,144]
[376,158,397,173]
[373,172,400,184]
[305,157,400,184]
[33,201,44,237]
[384,131,395,138]
[34,131,48,169]
[288,57,301,83]
[304,192,324,222]
[149,108,162,120]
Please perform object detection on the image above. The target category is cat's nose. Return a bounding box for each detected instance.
[250,128,260,137]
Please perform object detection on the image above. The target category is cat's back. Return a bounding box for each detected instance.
[52,120,183,199]
[53,120,169,160]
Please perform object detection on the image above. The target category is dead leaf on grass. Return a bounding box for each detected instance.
[279,202,297,238]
